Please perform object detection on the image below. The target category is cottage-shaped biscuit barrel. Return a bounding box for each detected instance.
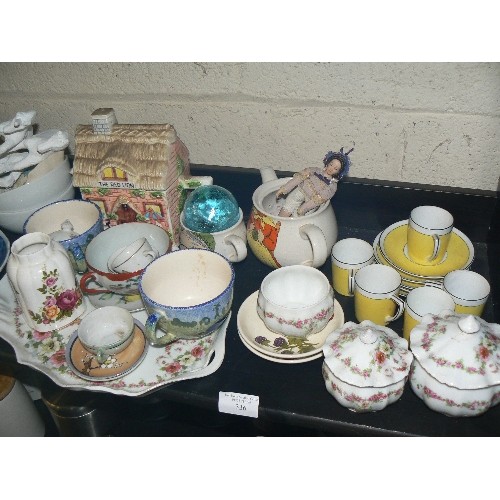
[72,109,212,247]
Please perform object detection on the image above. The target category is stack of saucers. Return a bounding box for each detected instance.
[237,291,345,364]
[373,220,474,297]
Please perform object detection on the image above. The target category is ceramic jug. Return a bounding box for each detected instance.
[6,232,86,332]
[247,167,338,268]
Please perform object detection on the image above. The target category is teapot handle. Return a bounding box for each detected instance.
[299,223,328,268]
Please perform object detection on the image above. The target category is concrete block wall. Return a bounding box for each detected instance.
[0,62,498,191]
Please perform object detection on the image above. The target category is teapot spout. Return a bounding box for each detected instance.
[259,166,278,184]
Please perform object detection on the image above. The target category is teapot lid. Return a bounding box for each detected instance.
[410,311,500,390]
[323,320,413,388]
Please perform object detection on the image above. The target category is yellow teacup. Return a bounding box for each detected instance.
[443,270,490,317]
[403,286,455,342]
[331,238,374,297]
[354,264,405,326]
[407,206,453,265]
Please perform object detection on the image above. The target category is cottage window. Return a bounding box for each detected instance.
[144,203,164,221]
[102,167,127,181]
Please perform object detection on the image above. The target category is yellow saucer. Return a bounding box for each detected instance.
[373,232,442,283]
[379,220,474,278]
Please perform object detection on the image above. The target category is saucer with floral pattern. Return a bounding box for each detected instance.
[237,291,344,360]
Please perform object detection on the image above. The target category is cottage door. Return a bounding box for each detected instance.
[115,203,138,224]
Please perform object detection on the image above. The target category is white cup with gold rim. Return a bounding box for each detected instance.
[407,206,453,265]
[331,238,374,297]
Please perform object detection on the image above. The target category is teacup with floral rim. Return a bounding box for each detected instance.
[257,265,334,338]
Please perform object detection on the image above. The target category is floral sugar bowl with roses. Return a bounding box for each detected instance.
[322,320,413,412]
[409,311,500,417]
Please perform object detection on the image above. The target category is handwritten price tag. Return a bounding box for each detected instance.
[218,391,259,418]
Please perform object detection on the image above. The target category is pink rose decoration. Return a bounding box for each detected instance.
[45,276,58,287]
[44,296,57,307]
[191,345,205,358]
[33,330,52,341]
[50,350,67,367]
[164,362,182,374]
[56,289,80,310]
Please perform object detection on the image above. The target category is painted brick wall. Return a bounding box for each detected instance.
[0,62,498,191]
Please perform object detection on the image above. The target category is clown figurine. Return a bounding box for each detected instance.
[276,147,353,217]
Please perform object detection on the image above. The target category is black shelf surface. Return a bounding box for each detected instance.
[0,164,498,436]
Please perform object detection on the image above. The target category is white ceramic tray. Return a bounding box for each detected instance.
[0,276,228,396]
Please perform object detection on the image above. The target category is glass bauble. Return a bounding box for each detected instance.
[183,185,240,233]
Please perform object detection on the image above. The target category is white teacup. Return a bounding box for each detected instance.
[180,208,247,262]
[78,306,135,364]
[331,238,374,296]
[354,264,405,326]
[256,265,335,338]
[403,286,456,342]
[79,222,171,297]
[108,237,159,274]
[443,270,490,317]
[407,206,454,265]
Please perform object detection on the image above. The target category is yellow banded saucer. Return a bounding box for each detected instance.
[379,220,474,278]
[373,232,442,283]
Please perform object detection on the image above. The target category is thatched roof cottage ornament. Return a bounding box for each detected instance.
[72,109,212,247]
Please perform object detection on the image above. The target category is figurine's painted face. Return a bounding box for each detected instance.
[325,159,342,177]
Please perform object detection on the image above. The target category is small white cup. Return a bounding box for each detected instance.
[403,286,456,342]
[331,238,374,296]
[107,237,158,274]
[443,270,490,317]
[78,306,135,364]
[354,264,405,326]
[180,209,247,262]
[407,206,454,265]
[256,265,335,338]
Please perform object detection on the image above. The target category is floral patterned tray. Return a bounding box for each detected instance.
[0,276,229,396]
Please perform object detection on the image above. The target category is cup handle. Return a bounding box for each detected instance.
[386,295,405,322]
[223,234,247,262]
[144,250,158,260]
[430,234,440,261]
[348,268,355,295]
[145,312,177,346]
[95,349,108,364]
[80,272,108,295]
[68,243,87,273]
[299,223,328,267]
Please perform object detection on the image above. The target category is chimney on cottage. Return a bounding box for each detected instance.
[91,108,117,135]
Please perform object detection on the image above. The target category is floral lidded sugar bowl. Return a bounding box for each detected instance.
[322,320,413,412]
[409,311,500,417]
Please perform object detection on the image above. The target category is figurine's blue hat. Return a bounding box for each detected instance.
[323,147,353,180]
